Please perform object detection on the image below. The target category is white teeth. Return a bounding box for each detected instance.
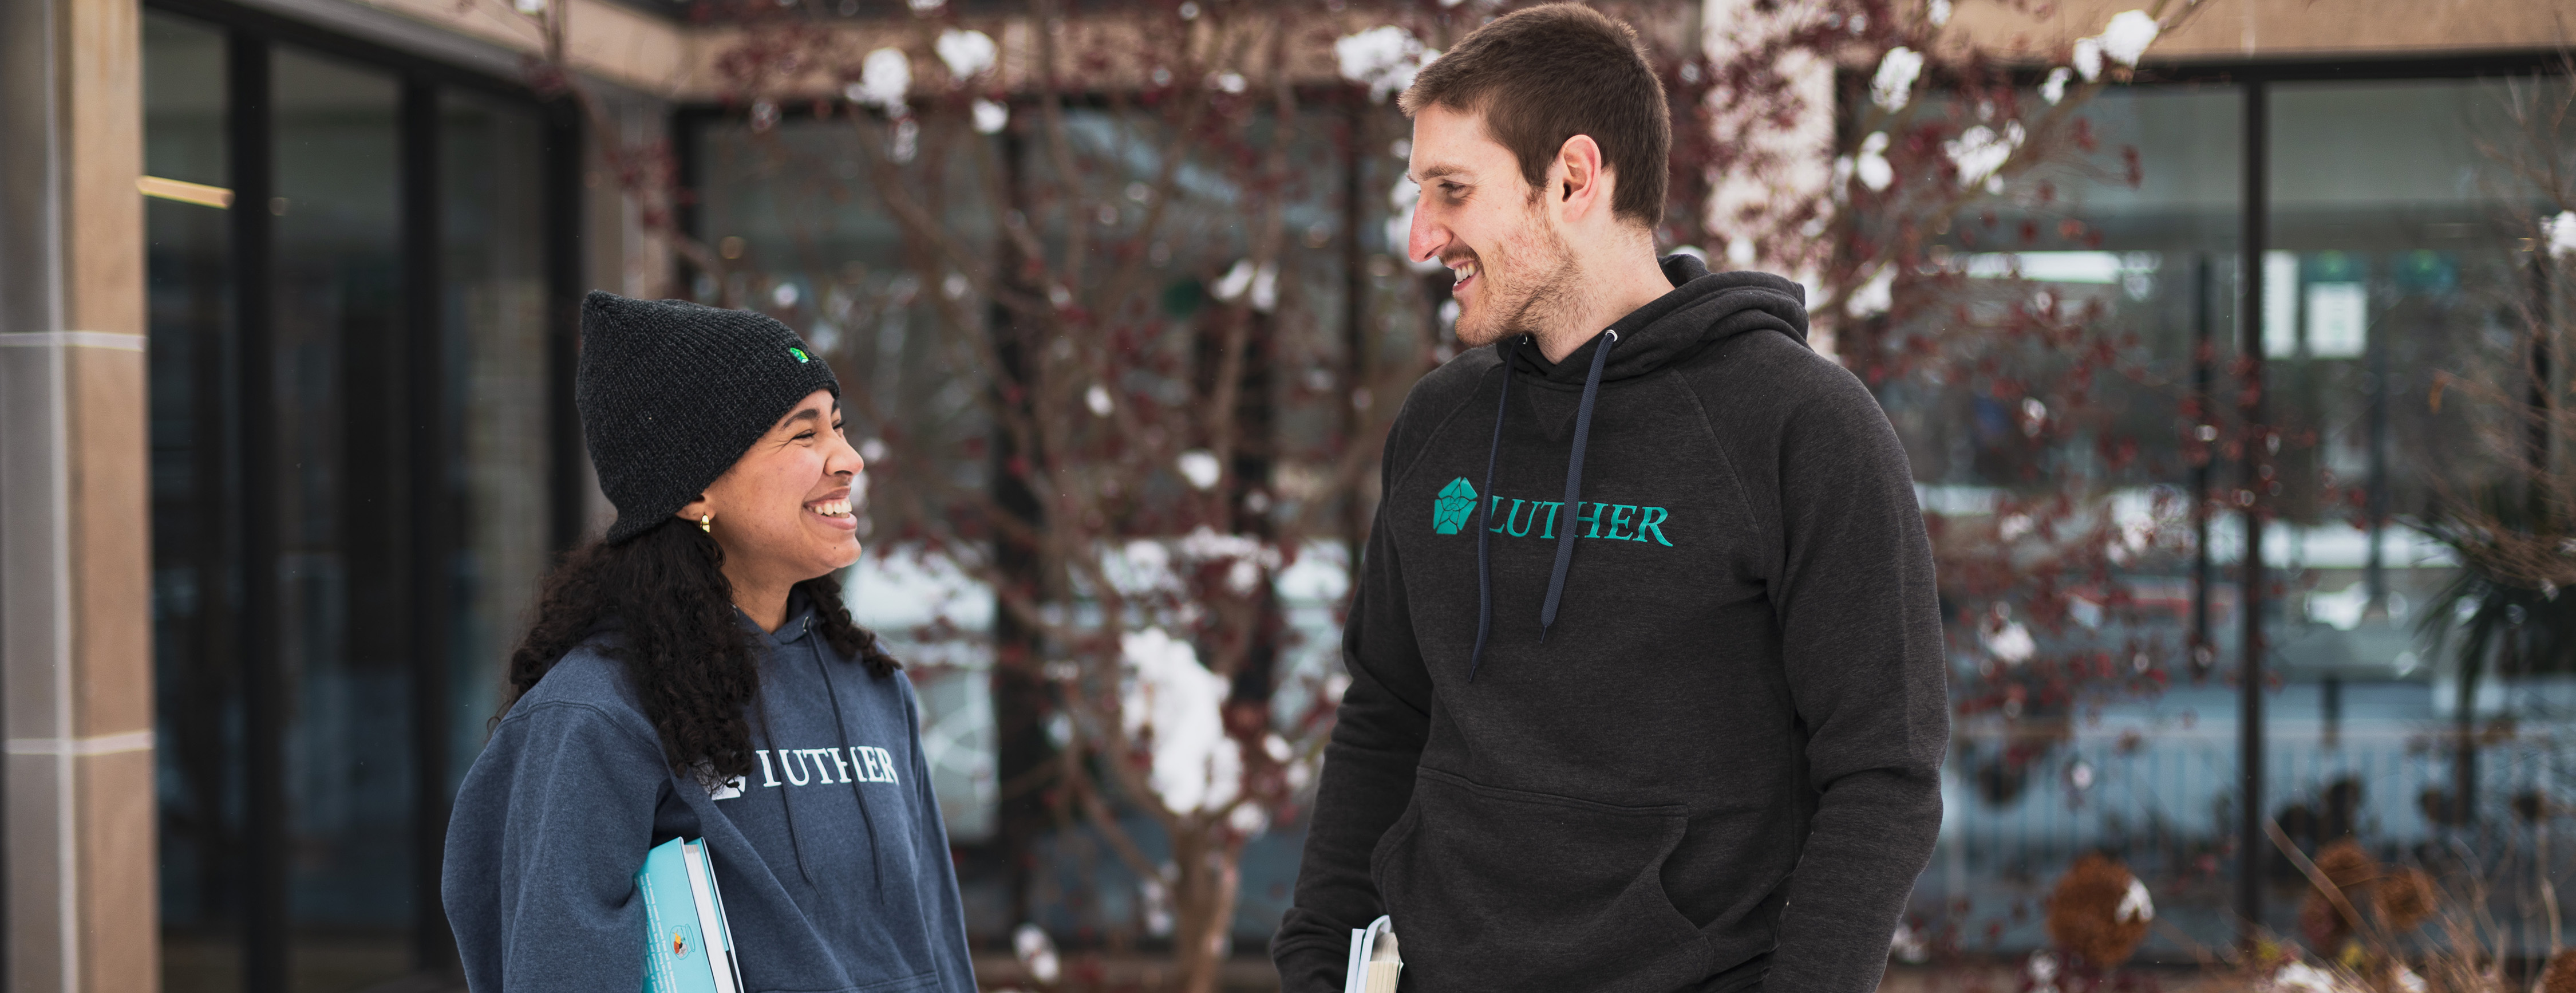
[810,499,852,517]
[1449,262,1477,280]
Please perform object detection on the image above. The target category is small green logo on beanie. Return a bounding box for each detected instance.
[1433,477,1477,534]
[789,346,811,363]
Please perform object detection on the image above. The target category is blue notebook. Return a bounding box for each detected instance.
[637,837,744,993]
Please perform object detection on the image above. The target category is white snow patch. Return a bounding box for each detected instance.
[1986,617,2036,664]
[1120,628,1240,814]
[2098,11,2160,66]
[1871,47,1923,111]
[848,48,912,112]
[1211,258,1278,312]
[1945,121,2024,194]
[2545,210,2576,259]
[2270,962,2362,993]
[1855,131,1893,191]
[1336,26,1437,103]
[2042,67,2074,105]
[845,548,993,633]
[972,99,1008,133]
[1890,921,1930,962]
[936,29,997,81]
[1846,263,1894,317]
[1107,539,1178,596]
[2117,878,2155,921]
[2072,37,2104,81]
[1176,450,1221,490]
[1013,924,1062,983]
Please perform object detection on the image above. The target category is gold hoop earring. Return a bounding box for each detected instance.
[699,513,713,534]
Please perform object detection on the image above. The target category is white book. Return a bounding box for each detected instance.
[679,839,746,993]
[1344,916,1401,993]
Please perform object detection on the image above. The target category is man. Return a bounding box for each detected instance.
[1270,6,1947,992]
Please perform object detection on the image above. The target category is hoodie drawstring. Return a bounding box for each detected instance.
[1467,329,1618,681]
[1465,336,1523,682]
[754,698,820,888]
[1541,329,1617,637]
[813,631,890,903]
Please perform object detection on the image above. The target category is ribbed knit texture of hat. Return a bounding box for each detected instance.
[577,291,841,544]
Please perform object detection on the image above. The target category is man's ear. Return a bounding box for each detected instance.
[1554,134,1613,222]
[674,492,713,523]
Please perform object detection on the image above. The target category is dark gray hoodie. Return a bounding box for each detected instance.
[1272,256,1948,993]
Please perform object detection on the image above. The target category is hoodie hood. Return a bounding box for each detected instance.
[1503,254,1810,388]
[1466,255,1815,677]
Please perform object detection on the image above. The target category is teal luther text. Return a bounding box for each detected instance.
[1431,477,1674,546]
[1480,496,1673,546]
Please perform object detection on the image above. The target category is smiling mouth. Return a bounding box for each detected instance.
[807,497,853,519]
[1447,257,1480,291]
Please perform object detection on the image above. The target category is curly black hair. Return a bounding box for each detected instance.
[499,517,900,786]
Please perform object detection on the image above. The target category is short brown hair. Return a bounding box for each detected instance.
[1400,3,1670,228]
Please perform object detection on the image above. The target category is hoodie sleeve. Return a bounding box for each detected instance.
[899,676,981,993]
[441,699,669,993]
[1271,462,1437,993]
[1760,374,1950,993]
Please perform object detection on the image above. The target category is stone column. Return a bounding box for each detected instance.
[0,0,161,987]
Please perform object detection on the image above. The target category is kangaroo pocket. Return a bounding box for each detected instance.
[1372,768,1714,992]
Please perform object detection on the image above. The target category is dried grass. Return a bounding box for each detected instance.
[2373,869,2439,936]
[2541,950,2576,993]
[2046,853,2151,968]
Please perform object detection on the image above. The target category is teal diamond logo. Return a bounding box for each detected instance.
[1432,477,1477,535]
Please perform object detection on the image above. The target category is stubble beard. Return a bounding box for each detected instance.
[1453,208,1584,350]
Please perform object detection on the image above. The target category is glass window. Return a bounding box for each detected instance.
[270,45,414,992]
[2259,76,2573,948]
[440,89,552,805]
[145,14,572,990]
[145,13,243,993]
[1888,85,2247,956]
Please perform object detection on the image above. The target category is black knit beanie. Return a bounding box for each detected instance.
[576,291,842,544]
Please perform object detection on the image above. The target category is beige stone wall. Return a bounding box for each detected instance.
[321,0,2563,111]
[1947,0,2573,63]
[0,0,160,988]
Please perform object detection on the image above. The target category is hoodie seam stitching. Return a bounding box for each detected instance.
[1668,367,1771,569]
[1384,357,1506,498]
[498,699,667,759]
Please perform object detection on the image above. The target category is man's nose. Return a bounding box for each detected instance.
[1408,206,1447,265]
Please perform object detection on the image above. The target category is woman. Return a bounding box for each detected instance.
[442,291,976,993]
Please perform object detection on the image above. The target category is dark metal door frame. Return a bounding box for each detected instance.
[145,1,586,984]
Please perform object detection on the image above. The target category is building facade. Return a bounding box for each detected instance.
[0,0,2570,990]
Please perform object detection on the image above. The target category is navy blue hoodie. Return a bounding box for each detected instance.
[442,596,977,993]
